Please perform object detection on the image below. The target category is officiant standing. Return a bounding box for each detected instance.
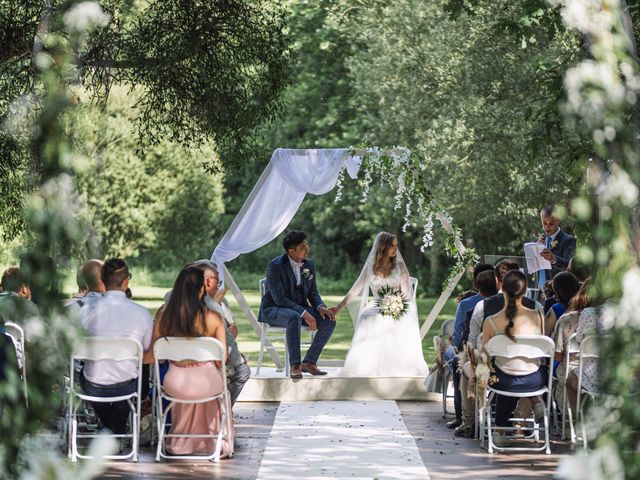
[536,205,576,291]
[259,230,336,379]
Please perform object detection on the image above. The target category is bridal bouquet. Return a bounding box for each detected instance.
[374,286,409,320]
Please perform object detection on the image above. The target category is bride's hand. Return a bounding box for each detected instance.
[319,306,336,321]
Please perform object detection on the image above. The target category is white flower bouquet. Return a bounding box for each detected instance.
[374,286,409,320]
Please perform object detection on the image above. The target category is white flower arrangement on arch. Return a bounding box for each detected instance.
[334,146,478,284]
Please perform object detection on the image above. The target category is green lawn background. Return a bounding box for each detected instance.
[127,285,457,367]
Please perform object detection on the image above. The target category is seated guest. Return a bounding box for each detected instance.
[536,205,576,293]
[456,259,539,438]
[482,270,545,447]
[542,281,556,314]
[443,264,495,430]
[564,302,603,411]
[0,268,39,325]
[468,260,541,348]
[544,272,580,335]
[553,279,591,407]
[66,259,105,309]
[150,265,232,455]
[193,259,250,406]
[452,270,498,437]
[80,258,153,434]
[64,266,89,305]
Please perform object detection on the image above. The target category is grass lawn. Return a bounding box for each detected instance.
[132,286,457,367]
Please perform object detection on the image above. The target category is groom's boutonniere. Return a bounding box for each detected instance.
[302,268,313,280]
[550,240,558,249]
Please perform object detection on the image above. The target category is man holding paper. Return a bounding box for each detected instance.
[533,205,576,289]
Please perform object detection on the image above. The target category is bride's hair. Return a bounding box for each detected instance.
[373,232,397,275]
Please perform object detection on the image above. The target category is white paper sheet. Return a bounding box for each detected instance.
[524,242,552,273]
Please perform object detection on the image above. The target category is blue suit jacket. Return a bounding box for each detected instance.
[259,254,325,322]
[545,229,576,277]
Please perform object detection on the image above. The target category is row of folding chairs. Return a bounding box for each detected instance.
[67,336,233,463]
[442,334,601,454]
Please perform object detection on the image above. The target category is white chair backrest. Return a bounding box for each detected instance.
[565,332,580,354]
[73,336,143,362]
[4,322,24,355]
[441,318,455,337]
[153,337,224,363]
[484,335,554,360]
[409,277,418,298]
[579,335,600,359]
[4,322,24,344]
[259,278,267,297]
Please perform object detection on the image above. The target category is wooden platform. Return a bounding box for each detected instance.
[237,367,440,402]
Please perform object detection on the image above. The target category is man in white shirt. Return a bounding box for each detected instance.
[79,258,153,434]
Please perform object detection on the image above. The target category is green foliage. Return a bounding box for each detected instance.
[69,86,225,268]
[219,0,588,294]
[0,0,291,237]
[345,0,588,254]
[0,24,86,477]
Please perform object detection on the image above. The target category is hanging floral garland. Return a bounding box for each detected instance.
[334,146,478,285]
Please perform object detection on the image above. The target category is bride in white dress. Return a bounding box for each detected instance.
[333,232,429,377]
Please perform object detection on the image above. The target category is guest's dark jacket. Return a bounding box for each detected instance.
[544,229,576,278]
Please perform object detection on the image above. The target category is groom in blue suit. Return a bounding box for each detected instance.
[259,230,336,379]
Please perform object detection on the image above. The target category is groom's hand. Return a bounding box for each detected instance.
[302,310,317,330]
[319,306,336,321]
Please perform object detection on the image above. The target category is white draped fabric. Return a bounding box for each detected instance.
[212,148,361,270]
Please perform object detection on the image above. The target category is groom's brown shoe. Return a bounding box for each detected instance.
[290,364,303,380]
[301,362,328,376]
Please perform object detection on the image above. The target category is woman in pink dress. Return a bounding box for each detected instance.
[151,265,233,456]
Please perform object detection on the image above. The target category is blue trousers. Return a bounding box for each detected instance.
[262,306,335,366]
[493,367,546,427]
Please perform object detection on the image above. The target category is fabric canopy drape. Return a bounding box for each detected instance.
[212,148,361,272]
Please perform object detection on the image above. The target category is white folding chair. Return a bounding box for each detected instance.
[576,335,600,450]
[481,335,555,454]
[439,318,456,418]
[153,337,233,462]
[256,277,315,377]
[4,322,28,406]
[68,336,143,462]
[561,332,580,442]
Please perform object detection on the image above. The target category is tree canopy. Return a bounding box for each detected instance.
[0,0,290,237]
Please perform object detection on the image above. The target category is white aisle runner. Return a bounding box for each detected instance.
[257,400,431,480]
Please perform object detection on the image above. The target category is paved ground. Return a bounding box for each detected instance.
[98,401,570,479]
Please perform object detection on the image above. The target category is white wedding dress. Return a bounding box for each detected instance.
[339,239,429,378]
